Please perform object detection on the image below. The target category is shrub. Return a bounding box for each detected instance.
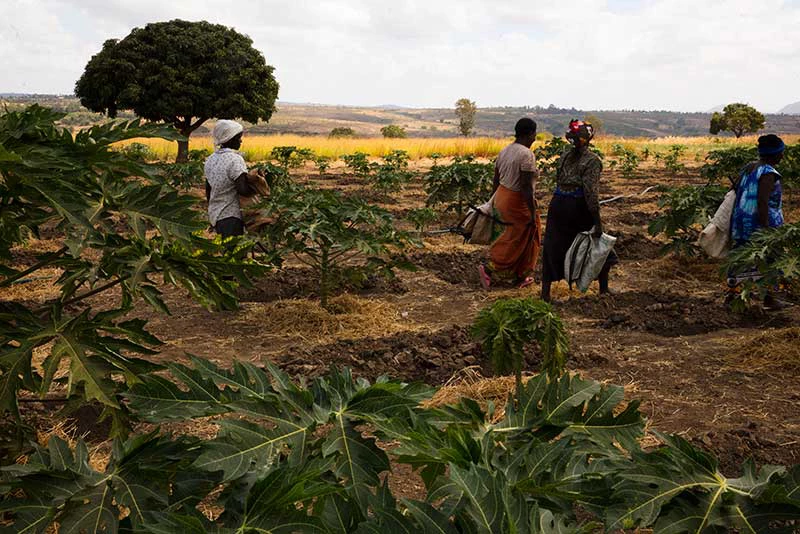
[533,137,569,190]
[700,146,757,183]
[252,161,291,191]
[256,186,414,308]
[3,357,798,532]
[329,126,356,138]
[472,297,569,391]
[648,184,728,256]
[120,141,155,162]
[424,155,494,216]
[343,152,371,178]
[407,207,438,237]
[662,144,688,175]
[370,149,414,195]
[725,222,800,309]
[270,145,315,170]
[315,154,332,174]
[158,160,204,190]
[0,105,263,438]
[380,124,406,138]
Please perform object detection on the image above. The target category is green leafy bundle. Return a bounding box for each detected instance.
[0,105,264,435]
[255,186,415,308]
[424,155,494,217]
[3,360,798,532]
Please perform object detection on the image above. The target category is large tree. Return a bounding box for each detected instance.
[455,98,477,136]
[75,20,279,162]
[709,103,765,138]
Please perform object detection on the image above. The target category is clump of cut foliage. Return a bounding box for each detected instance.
[0,105,264,440]
[424,155,494,217]
[2,358,797,532]
[648,183,728,256]
[256,186,415,308]
[472,297,569,392]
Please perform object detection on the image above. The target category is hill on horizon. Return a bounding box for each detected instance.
[778,102,800,115]
[3,95,800,137]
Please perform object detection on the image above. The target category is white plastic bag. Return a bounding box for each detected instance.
[698,189,735,259]
[564,230,617,293]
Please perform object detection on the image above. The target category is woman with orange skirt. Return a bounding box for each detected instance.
[478,118,541,289]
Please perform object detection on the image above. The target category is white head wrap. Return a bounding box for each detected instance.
[212,120,244,148]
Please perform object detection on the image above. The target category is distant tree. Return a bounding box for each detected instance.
[329,127,356,138]
[710,103,765,138]
[75,20,279,162]
[455,98,478,136]
[584,113,604,135]
[380,124,407,138]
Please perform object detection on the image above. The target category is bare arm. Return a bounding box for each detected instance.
[234,171,258,197]
[757,173,777,228]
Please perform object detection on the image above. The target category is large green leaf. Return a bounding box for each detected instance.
[607,434,791,532]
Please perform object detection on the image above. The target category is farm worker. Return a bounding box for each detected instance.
[477,118,541,289]
[726,134,786,308]
[540,120,616,302]
[204,120,266,237]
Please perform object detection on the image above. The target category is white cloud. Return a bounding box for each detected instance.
[1,0,798,111]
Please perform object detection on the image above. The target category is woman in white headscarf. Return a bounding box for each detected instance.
[203,120,265,237]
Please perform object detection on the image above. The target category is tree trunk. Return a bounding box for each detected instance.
[175,117,208,163]
[176,138,190,163]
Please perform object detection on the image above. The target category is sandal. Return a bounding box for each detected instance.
[478,264,491,290]
[517,276,535,289]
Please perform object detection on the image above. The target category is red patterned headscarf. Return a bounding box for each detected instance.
[565,120,595,144]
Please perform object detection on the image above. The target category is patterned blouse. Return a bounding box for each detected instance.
[731,163,783,245]
[556,147,603,212]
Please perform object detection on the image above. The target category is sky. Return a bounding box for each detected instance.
[1,0,799,112]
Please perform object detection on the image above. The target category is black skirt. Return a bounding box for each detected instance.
[542,194,617,282]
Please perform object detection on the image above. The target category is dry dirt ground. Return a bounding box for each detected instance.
[8,159,800,480]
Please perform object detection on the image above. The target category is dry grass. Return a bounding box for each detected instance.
[128,135,508,160]
[125,133,800,162]
[723,328,800,371]
[237,294,421,348]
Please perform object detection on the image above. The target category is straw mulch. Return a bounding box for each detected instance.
[724,327,800,372]
[239,294,422,348]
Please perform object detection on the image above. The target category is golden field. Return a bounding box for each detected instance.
[129,133,800,161]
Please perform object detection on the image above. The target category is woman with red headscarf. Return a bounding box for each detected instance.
[540,120,616,302]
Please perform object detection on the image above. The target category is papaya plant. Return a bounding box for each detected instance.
[424,155,494,217]
[3,358,798,533]
[648,183,728,256]
[255,186,415,308]
[0,105,265,439]
[472,297,569,393]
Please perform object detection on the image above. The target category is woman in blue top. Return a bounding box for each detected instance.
[731,134,785,246]
[728,134,786,308]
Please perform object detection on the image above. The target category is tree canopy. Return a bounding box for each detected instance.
[455,98,477,136]
[75,19,279,161]
[709,103,765,138]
